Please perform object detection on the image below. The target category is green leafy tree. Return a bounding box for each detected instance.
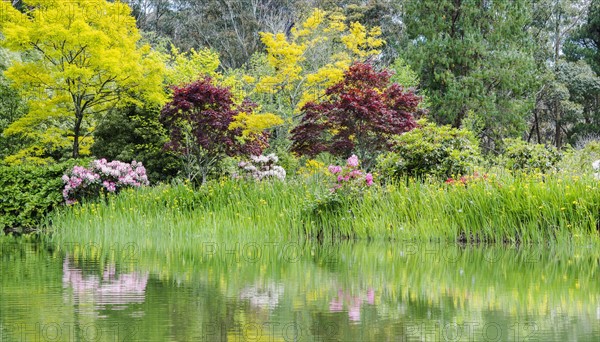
[0,0,166,164]
[402,0,539,150]
[564,0,600,73]
[389,57,429,109]
[0,48,26,162]
[532,60,600,147]
[527,0,592,147]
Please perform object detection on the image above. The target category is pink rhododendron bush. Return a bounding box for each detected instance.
[303,155,375,239]
[328,155,374,193]
[62,159,149,205]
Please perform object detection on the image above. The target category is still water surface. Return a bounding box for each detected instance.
[1,240,599,341]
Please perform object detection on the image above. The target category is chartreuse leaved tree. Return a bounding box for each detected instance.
[0,0,166,164]
[164,45,221,87]
[247,8,385,121]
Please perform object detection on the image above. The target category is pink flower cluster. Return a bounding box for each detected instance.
[328,155,374,193]
[62,159,149,205]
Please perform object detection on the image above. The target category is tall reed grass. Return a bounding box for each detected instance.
[48,171,600,246]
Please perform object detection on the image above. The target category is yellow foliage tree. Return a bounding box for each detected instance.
[0,0,166,163]
[249,8,384,118]
[164,45,220,86]
[163,46,283,139]
[228,111,283,139]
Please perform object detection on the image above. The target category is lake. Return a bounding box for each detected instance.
[1,239,599,341]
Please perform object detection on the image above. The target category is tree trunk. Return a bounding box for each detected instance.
[554,103,561,148]
[453,106,466,128]
[530,105,542,144]
[72,112,83,158]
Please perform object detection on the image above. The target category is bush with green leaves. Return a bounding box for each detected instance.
[92,104,181,183]
[376,120,481,180]
[500,138,562,173]
[0,160,88,235]
[558,139,600,173]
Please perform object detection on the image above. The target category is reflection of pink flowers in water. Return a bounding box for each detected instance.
[329,288,375,322]
[348,301,361,321]
[329,291,344,312]
[62,256,148,314]
[367,288,375,305]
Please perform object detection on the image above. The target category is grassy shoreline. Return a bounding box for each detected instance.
[47,171,600,246]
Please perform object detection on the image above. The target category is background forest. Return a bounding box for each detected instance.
[109,0,600,149]
[2,0,599,166]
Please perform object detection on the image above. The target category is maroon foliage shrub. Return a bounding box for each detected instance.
[161,77,267,157]
[291,62,420,167]
[160,77,268,182]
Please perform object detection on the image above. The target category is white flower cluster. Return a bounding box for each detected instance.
[238,154,286,181]
[593,159,600,179]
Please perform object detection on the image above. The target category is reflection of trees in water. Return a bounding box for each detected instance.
[62,256,148,316]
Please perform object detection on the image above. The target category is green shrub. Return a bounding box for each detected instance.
[92,104,181,183]
[500,138,562,173]
[376,120,481,180]
[559,140,600,173]
[0,160,85,234]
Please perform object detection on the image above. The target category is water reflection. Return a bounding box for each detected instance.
[2,240,600,341]
[62,256,148,315]
[329,288,375,322]
[239,282,284,310]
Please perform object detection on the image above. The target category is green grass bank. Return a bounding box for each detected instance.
[47,171,600,247]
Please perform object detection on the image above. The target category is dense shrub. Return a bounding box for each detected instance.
[92,104,181,183]
[500,138,562,173]
[376,120,481,180]
[160,77,273,184]
[559,140,600,173]
[291,62,420,169]
[0,161,86,234]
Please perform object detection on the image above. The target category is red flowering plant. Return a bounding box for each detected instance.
[445,172,490,187]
